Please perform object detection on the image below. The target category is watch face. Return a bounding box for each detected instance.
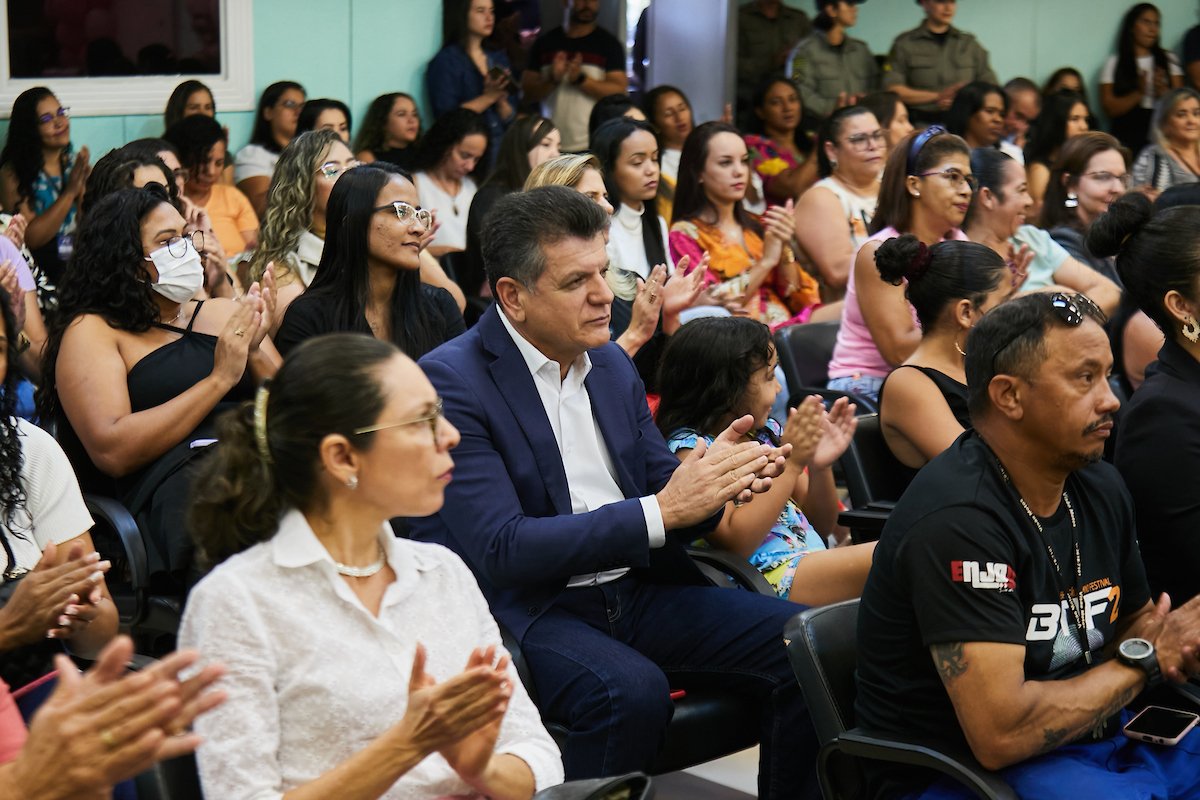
[1122,638,1153,659]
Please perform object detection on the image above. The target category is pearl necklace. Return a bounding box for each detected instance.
[333,542,387,578]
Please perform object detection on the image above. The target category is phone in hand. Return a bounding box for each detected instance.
[487,66,511,88]
[1122,705,1200,746]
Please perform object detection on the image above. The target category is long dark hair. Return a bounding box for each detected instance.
[0,87,65,208]
[189,334,398,566]
[656,316,775,439]
[483,115,555,192]
[875,234,1007,332]
[816,105,877,177]
[305,164,442,358]
[871,128,970,234]
[82,145,179,216]
[592,117,668,267]
[442,0,497,48]
[749,75,813,156]
[413,108,489,173]
[249,81,305,152]
[0,284,27,565]
[1113,4,1169,97]
[1023,91,1091,167]
[38,185,171,424]
[354,93,420,155]
[163,79,214,131]
[964,147,1014,228]
[673,121,762,235]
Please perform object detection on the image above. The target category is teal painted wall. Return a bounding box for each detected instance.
[1,1,1194,157]
[0,0,444,159]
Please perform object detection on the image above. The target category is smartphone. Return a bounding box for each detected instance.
[487,66,510,86]
[1123,705,1200,746]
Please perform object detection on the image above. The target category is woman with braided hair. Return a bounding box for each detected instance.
[874,235,1015,469]
[180,334,564,799]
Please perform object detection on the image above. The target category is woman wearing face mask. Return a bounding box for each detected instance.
[826,127,972,402]
[1040,131,1131,288]
[463,116,560,299]
[38,184,279,588]
[793,106,885,297]
[874,236,1014,469]
[274,164,465,359]
[412,110,489,258]
[591,118,705,386]
[964,147,1121,315]
[163,115,259,256]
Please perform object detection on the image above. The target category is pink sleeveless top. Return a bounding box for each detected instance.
[827,226,967,380]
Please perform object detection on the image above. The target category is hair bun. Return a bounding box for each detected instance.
[875,234,932,286]
[1086,192,1152,259]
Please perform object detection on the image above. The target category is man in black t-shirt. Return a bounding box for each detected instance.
[521,0,627,153]
[856,292,1200,798]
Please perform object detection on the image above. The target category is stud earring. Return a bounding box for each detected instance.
[1064,192,1079,209]
[830,159,838,170]
[1183,317,1199,343]
[912,191,921,198]
[346,475,359,490]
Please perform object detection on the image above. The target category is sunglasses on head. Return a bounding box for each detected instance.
[989,292,1106,375]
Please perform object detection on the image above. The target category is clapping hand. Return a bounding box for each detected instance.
[0,541,110,648]
[439,645,514,785]
[661,254,708,323]
[782,395,825,470]
[0,260,26,334]
[811,396,857,470]
[1009,243,1033,291]
[2,214,26,250]
[399,643,511,761]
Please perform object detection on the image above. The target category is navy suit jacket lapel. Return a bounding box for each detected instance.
[480,308,572,515]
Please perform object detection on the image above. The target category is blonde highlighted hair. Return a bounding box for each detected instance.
[524,153,602,191]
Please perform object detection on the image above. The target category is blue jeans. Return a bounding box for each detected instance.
[904,709,1200,800]
[826,374,884,404]
[520,575,819,800]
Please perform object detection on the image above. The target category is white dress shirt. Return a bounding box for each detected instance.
[179,509,563,799]
[498,310,666,587]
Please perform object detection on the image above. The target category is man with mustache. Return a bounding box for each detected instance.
[854,291,1200,797]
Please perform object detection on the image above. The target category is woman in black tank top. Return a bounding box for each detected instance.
[38,184,280,588]
[874,235,1014,469]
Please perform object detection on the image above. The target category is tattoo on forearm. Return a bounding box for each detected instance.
[931,642,968,684]
[1042,727,1069,748]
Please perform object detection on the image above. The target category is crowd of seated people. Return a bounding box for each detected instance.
[4,0,1200,796]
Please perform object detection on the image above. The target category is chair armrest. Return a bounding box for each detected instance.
[837,508,890,544]
[533,773,652,799]
[838,729,1018,800]
[497,618,539,706]
[865,501,896,512]
[686,547,777,596]
[84,493,149,592]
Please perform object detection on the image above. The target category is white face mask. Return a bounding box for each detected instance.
[146,239,204,304]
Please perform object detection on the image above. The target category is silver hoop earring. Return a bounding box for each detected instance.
[1064,192,1078,209]
[346,475,359,490]
[954,339,966,357]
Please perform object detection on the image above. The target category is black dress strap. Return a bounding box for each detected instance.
[150,300,204,334]
[184,300,204,332]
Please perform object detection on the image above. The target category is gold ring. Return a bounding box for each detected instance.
[234,329,245,337]
[99,728,118,749]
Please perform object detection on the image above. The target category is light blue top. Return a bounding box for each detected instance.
[1012,224,1070,291]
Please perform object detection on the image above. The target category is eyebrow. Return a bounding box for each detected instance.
[153,228,178,237]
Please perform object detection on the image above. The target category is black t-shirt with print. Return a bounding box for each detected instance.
[854,431,1150,794]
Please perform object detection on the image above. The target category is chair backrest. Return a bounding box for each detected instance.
[838,413,916,509]
[785,599,860,746]
[774,321,840,391]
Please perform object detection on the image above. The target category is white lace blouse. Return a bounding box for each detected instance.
[179,509,563,800]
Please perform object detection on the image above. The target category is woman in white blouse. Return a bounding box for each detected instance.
[179,333,563,799]
[412,109,489,258]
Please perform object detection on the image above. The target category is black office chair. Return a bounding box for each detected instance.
[785,601,1017,800]
[836,414,916,542]
[774,322,879,414]
[84,494,182,656]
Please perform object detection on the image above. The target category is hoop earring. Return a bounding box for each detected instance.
[1183,317,1199,343]
[1064,192,1079,209]
[954,339,966,357]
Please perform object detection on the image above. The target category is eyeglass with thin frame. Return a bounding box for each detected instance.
[279,99,302,110]
[316,160,361,181]
[989,292,1106,375]
[1081,171,1132,189]
[145,231,205,260]
[916,168,978,192]
[173,168,190,185]
[37,106,70,125]
[842,130,887,151]
[374,201,432,229]
[353,398,444,439]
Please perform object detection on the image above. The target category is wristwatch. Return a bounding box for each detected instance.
[1117,638,1163,687]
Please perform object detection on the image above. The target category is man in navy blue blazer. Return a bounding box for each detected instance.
[409,187,818,799]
